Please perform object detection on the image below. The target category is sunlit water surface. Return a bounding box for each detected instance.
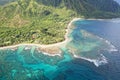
[0,19,120,80]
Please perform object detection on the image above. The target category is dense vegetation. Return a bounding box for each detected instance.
[0,0,120,47]
[37,0,120,18]
[1,0,120,18]
[0,0,77,46]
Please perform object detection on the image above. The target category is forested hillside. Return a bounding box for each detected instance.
[0,0,77,46]
[0,0,120,47]
[37,0,120,18]
[1,0,120,18]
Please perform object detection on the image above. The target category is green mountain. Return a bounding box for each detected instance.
[0,0,120,46]
[1,0,120,18]
[0,0,77,46]
[37,0,120,18]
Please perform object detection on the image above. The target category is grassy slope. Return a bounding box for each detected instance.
[1,0,120,47]
[0,0,78,47]
[37,0,120,18]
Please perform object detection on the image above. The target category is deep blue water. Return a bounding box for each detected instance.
[74,19,120,50]
[0,19,120,80]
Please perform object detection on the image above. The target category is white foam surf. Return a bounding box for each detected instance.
[104,40,118,52]
[96,36,118,52]
[37,50,61,57]
[24,46,31,50]
[110,19,120,23]
[73,54,108,67]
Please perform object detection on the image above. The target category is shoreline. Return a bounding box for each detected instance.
[0,18,82,54]
[0,18,118,50]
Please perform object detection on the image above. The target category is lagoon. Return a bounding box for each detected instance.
[0,19,120,80]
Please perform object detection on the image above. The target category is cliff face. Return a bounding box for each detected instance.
[0,0,120,18]
[37,0,120,18]
[0,0,120,47]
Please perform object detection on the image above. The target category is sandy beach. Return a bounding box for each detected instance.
[0,18,82,54]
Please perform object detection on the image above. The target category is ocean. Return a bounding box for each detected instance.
[0,19,120,80]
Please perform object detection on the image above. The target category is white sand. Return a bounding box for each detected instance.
[0,18,82,51]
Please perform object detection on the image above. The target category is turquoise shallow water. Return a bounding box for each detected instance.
[0,19,120,80]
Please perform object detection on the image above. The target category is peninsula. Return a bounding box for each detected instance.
[0,18,81,55]
[0,0,120,50]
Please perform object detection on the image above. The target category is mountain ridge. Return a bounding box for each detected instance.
[0,0,78,46]
[37,0,120,18]
[0,0,120,18]
[0,0,120,47]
